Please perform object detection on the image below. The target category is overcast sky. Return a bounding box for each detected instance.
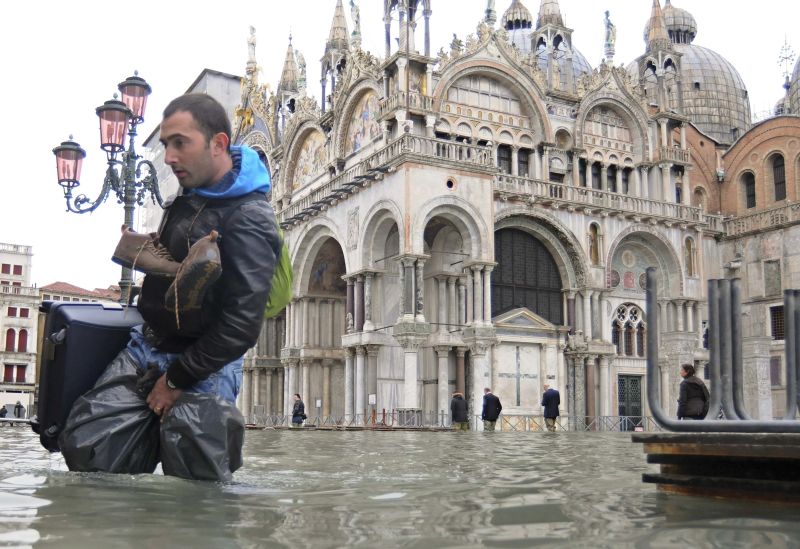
[1,0,797,291]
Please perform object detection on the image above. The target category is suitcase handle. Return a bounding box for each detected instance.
[43,328,67,361]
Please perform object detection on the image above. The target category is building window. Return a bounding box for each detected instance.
[517,148,529,177]
[43,294,51,301]
[7,307,17,317]
[742,172,756,209]
[12,265,22,276]
[5,329,15,352]
[497,145,512,174]
[612,304,646,357]
[19,308,28,318]
[770,356,782,387]
[17,330,27,353]
[0,264,9,274]
[772,154,786,201]
[3,365,12,383]
[15,364,26,383]
[771,306,785,340]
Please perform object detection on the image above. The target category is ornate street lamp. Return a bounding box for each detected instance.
[53,72,164,304]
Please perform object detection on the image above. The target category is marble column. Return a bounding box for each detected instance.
[302,299,309,346]
[675,300,686,332]
[591,291,600,341]
[322,360,332,417]
[367,346,379,412]
[572,153,580,186]
[483,265,493,326]
[585,356,597,421]
[600,163,608,192]
[448,277,457,332]
[415,258,426,323]
[615,166,623,193]
[456,348,466,395]
[582,290,593,340]
[470,348,490,430]
[404,344,420,408]
[279,367,286,417]
[364,273,374,331]
[344,348,354,419]
[436,346,450,417]
[633,167,641,197]
[567,291,576,333]
[252,368,261,407]
[301,359,311,410]
[659,119,668,148]
[346,278,355,332]
[437,276,447,332]
[472,265,483,324]
[599,356,611,417]
[241,367,252,422]
[511,147,519,176]
[585,162,592,189]
[398,259,406,322]
[265,369,273,415]
[355,275,364,332]
[640,165,650,200]
[355,346,366,422]
[464,269,473,325]
[542,147,550,181]
[662,163,672,202]
[285,302,292,347]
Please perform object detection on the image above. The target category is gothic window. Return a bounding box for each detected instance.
[772,154,786,201]
[612,304,646,357]
[5,328,15,352]
[492,229,563,324]
[742,172,756,209]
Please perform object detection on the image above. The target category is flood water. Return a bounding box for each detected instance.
[1,427,799,548]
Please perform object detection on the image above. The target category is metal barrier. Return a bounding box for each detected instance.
[645,267,800,432]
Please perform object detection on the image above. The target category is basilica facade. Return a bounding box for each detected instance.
[148,0,800,428]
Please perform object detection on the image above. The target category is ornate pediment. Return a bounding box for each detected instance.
[576,63,643,103]
[493,307,558,331]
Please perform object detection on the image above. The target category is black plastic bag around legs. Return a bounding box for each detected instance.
[160,393,245,482]
[58,350,160,474]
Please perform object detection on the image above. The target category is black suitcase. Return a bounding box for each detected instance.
[33,301,143,452]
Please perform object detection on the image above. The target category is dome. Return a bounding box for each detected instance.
[789,57,800,115]
[662,0,696,44]
[502,0,533,30]
[674,43,751,144]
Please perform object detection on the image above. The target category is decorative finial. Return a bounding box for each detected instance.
[604,10,616,63]
[134,70,139,76]
[778,36,795,83]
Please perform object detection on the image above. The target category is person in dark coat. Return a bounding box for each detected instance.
[0,406,7,418]
[677,364,709,420]
[450,392,469,430]
[481,388,502,431]
[13,401,24,419]
[291,393,306,427]
[541,384,560,432]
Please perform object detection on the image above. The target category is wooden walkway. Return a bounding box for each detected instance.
[632,432,800,503]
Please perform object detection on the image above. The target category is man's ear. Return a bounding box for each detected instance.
[211,132,230,155]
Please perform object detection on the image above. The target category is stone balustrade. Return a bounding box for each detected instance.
[657,146,690,164]
[378,91,435,118]
[724,202,800,237]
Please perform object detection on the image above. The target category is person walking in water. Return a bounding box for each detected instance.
[541,384,561,432]
[450,392,469,431]
[291,393,306,427]
[677,364,709,420]
[481,388,502,431]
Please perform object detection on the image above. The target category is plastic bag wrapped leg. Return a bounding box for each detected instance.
[58,350,160,474]
[160,393,244,482]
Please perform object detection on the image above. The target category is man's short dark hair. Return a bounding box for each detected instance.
[681,364,695,376]
[163,94,231,145]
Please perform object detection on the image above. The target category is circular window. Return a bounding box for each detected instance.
[446,179,455,189]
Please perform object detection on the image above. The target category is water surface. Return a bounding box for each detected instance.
[1,427,798,548]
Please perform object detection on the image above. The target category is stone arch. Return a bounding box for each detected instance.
[240,130,273,178]
[334,81,383,159]
[283,122,328,192]
[291,218,348,295]
[764,150,787,203]
[412,196,488,259]
[433,61,551,141]
[575,94,650,160]
[606,226,683,297]
[495,207,588,289]
[360,199,405,268]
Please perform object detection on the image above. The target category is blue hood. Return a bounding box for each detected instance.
[192,145,271,199]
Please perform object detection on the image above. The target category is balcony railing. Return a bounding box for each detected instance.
[494,173,705,225]
[378,91,434,118]
[0,286,39,297]
[724,202,800,237]
[278,134,493,224]
[657,146,690,164]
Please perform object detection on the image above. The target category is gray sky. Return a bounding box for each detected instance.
[1,0,797,291]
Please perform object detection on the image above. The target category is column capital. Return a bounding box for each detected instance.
[434,345,452,358]
[355,346,367,357]
[300,357,314,367]
[366,344,381,357]
[456,347,468,358]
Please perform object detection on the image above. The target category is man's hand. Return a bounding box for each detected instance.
[146,374,183,420]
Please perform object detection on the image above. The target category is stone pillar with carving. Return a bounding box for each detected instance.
[472,264,483,324]
[572,152,580,186]
[448,276,457,332]
[591,291,601,340]
[599,356,611,417]
[436,346,451,418]
[582,289,593,340]
[364,272,374,331]
[464,268,473,325]
[566,290,576,334]
[640,165,650,199]
[346,277,355,333]
[542,146,550,181]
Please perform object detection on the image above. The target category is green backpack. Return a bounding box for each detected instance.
[264,228,293,318]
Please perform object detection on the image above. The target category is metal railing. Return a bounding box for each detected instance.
[247,411,662,432]
[645,267,800,432]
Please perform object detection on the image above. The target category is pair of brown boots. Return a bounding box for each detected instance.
[112,225,221,313]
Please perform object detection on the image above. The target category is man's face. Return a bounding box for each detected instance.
[160,110,224,189]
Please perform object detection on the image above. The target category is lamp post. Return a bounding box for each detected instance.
[53,72,164,305]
